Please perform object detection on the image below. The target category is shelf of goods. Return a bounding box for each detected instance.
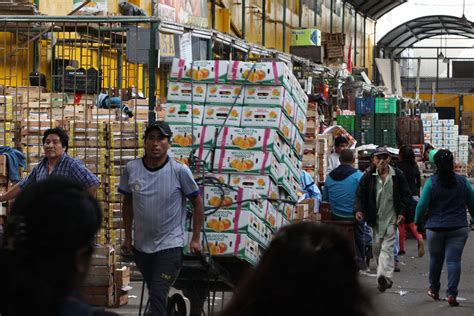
[164,58,309,265]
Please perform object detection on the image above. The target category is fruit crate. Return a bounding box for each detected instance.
[355,129,375,145]
[374,129,397,147]
[355,97,375,115]
[336,115,355,133]
[375,97,397,114]
[374,114,397,130]
[355,115,374,130]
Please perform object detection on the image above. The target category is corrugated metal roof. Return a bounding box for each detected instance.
[345,0,407,20]
[378,15,474,57]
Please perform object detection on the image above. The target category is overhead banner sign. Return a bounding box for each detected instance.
[155,0,208,28]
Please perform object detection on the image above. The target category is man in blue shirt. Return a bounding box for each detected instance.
[0,128,99,202]
[323,149,368,271]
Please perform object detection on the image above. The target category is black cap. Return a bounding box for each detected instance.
[372,146,390,157]
[145,121,173,138]
[335,135,349,147]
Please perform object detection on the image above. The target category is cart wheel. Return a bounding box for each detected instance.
[167,293,187,316]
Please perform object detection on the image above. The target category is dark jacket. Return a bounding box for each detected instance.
[396,160,421,196]
[354,166,412,226]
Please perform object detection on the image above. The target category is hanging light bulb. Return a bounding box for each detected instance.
[438,51,445,59]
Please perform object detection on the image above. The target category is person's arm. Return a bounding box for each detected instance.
[70,160,100,197]
[0,184,21,202]
[415,177,432,224]
[354,173,368,220]
[122,194,134,253]
[87,184,99,198]
[189,194,204,254]
[326,154,335,175]
[397,170,412,222]
[464,178,474,219]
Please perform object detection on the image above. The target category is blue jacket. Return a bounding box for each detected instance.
[323,164,363,218]
[415,174,474,229]
[300,170,322,200]
[0,146,26,182]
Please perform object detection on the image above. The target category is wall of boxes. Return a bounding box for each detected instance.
[422,113,470,166]
[164,58,308,265]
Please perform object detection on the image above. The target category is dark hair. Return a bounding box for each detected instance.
[399,145,416,166]
[434,149,456,188]
[42,128,69,150]
[335,136,349,148]
[1,177,102,315]
[339,149,355,164]
[220,222,375,316]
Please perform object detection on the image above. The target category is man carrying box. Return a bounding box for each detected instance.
[119,121,204,316]
[326,136,349,175]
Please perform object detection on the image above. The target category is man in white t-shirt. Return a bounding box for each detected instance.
[119,121,204,316]
[326,136,349,175]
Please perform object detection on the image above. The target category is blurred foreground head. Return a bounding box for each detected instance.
[221,222,376,316]
[2,177,102,316]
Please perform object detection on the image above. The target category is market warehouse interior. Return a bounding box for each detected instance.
[1,0,474,315]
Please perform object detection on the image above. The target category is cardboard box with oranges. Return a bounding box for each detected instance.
[165,103,204,125]
[243,86,296,120]
[166,82,207,104]
[227,61,292,91]
[278,190,297,220]
[170,125,217,148]
[170,59,229,83]
[215,127,285,160]
[228,174,279,199]
[206,84,245,105]
[278,164,300,201]
[275,210,291,231]
[201,209,266,246]
[240,107,293,142]
[203,186,263,216]
[169,147,212,172]
[292,127,305,158]
[203,105,242,127]
[213,149,280,181]
[294,105,307,135]
[262,201,278,231]
[184,232,260,265]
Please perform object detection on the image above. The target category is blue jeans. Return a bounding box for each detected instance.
[355,219,368,270]
[426,227,469,296]
[133,247,183,316]
[394,228,400,263]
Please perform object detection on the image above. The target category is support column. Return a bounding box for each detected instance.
[242,0,246,40]
[262,0,266,46]
[354,10,357,66]
[283,0,287,51]
[363,16,366,67]
[330,0,333,33]
[148,21,158,125]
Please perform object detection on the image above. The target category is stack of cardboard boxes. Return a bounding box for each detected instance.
[302,102,318,179]
[164,58,308,265]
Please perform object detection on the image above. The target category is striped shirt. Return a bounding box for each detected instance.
[118,156,199,253]
[19,153,99,189]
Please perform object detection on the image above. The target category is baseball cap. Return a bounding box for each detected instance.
[372,146,390,157]
[145,121,173,138]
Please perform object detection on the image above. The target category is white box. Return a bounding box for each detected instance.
[294,105,307,135]
[170,59,228,83]
[431,126,443,133]
[442,119,455,126]
[166,82,207,104]
[443,125,458,133]
[443,139,458,146]
[170,125,216,148]
[229,174,279,199]
[262,201,278,230]
[432,139,443,147]
[203,105,242,127]
[165,104,204,125]
[216,127,285,160]
[240,107,293,142]
[443,132,458,140]
[432,120,442,127]
[421,113,439,121]
[431,132,443,139]
[206,84,245,105]
[203,186,261,213]
[447,145,458,153]
[422,119,432,127]
[292,127,304,158]
[227,61,292,91]
[169,147,212,171]
[458,135,469,143]
[423,126,432,133]
[243,85,295,115]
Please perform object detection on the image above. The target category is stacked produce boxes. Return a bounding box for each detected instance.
[165,58,307,265]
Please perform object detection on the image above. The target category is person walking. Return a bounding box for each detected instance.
[119,122,204,315]
[323,149,367,271]
[355,146,411,292]
[396,145,424,257]
[415,149,474,306]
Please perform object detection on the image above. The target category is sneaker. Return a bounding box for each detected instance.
[394,262,401,272]
[427,289,439,301]
[447,295,459,306]
[418,239,425,258]
[377,276,391,293]
[398,250,406,256]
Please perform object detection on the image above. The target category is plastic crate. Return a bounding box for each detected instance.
[337,115,355,132]
[355,115,374,130]
[374,114,397,130]
[375,97,397,114]
[355,97,375,115]
[355,129,375,145]
[374,129,397,147]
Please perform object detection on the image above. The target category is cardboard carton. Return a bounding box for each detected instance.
[292,125,305,158]
[294,105,307,135]
[170,59,229,83]
[169,147,212,172]
[262,200,278,230]
[291,28,322,46]
[170,125,217,148]
[203,105,242,127]
[227,61,292,91]
[203,186,262,212]
[206,84,245,105]
[228,174,279,199]
[166,82,207,104]
[165,103,204,125]
[240,107,293,142]
[243,86,296,119]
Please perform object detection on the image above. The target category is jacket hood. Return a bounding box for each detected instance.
[329,164,358,181]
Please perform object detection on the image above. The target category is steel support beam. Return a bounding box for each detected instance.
[283,0,287,51]
[148,21,158,125]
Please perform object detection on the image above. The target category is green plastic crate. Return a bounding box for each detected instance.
[374,114,397,130]
[375,97,397,114]
[337,115,355,132]
[374,129,397,147]
[355,115,374,130]
[355,129,375,145]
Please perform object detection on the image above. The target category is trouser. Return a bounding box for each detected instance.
[133,247,183,316]
[398,223,423,252]
[373,224,397,280]
[426,227,469,297]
